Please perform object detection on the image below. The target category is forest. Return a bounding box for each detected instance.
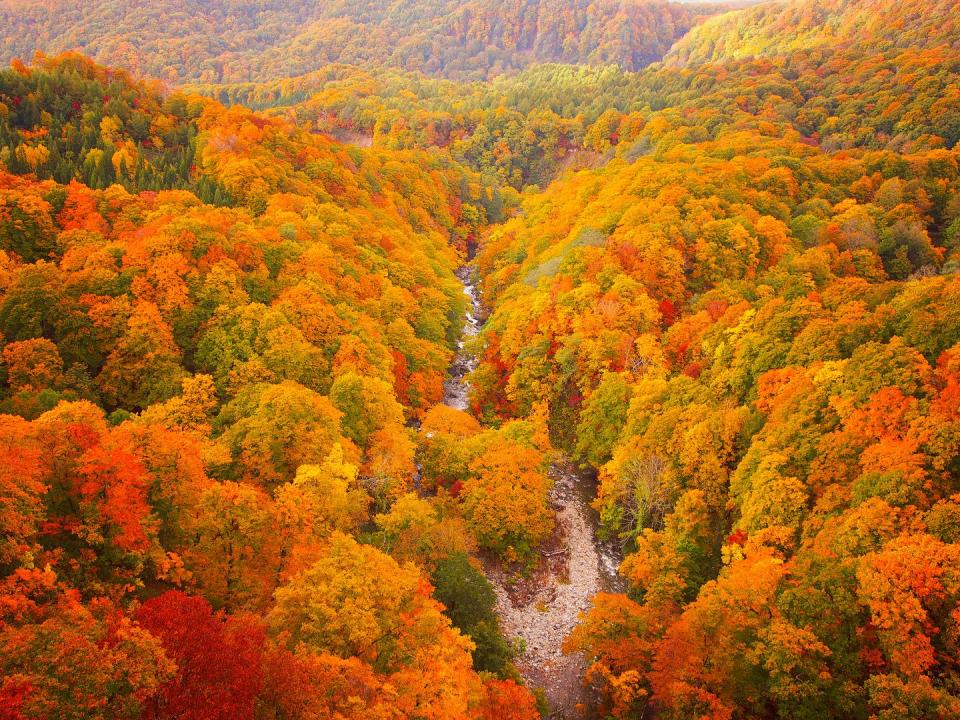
[0,0,719,83]
[1,0,959,719]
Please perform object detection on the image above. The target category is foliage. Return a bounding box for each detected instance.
[0,1,717,84]
[0,52,538,717]
[3,0,960,714]
[431,552,516,676]
[462,437,554,562]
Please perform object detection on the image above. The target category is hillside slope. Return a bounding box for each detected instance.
[464,0,960,716]
[665,0,960,66]
[0,53,545,720]
[0,0,720,83]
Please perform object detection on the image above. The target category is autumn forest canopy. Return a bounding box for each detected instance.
[1,0,960,719]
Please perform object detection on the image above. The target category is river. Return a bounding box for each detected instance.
[441,263,624,719]
[442,264,483,412]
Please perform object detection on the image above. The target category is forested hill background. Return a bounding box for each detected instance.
[665,0,960,66]
[0,0,723,83]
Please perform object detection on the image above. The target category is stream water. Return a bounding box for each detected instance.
[442,264,483,411]
[441,264,624,719]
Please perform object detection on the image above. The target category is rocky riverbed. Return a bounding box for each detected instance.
[485,461,624,718]
[441,264,624,718]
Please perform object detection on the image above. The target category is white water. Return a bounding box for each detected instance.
[442,266,483,410]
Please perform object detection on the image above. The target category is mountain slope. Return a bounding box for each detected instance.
[462,0,960,716]
[0,0,721,83]
[665,0,960,66]
[0,53,550,719]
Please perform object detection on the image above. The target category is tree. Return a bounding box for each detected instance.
[0,592,173,720]
[0,415,46,566]
[184,480,279,610]
[194,305,330,395]
[138,374,218,436]
[620,489,717,608]
[0,190,57,262]
[597,441,675,541]
[648,548,787,719]
[97,301,186,410]
[431,552,515,675]
[274,443,371,574]
[574,371,632,467]
[2,338,64,393]
[564,593,656,718]
[216,381,350,487]
[0,262,64,344]
[361,426,417,505]
[135,591,265,720]
[268,533,482,718]
[374,493,474,572]
[462,439,553,562]
[417,404,482,490]
[269,533,458,670]
[856,534,960,681]
[33,401,161,591]
[749,620,834,720]
[479,679,541,720]
[257,648,392,720]
[329,371,406,449]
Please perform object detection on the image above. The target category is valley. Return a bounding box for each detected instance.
[441,260,624,717]
[1,1,960,719]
